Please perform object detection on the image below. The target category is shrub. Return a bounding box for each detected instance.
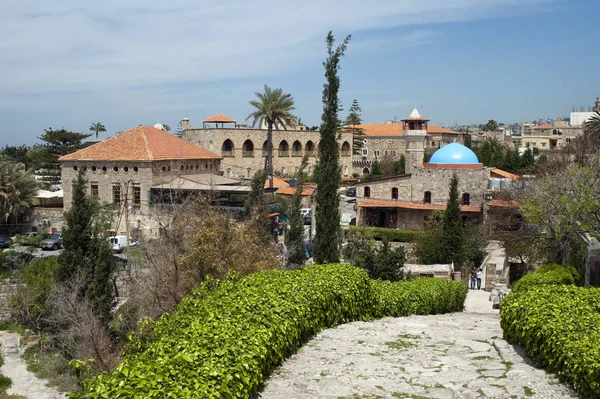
[348,226,422,243]
[0,374,11,394]
[74,264,467,398]
[512,263,579,293]
[500,285,600,397]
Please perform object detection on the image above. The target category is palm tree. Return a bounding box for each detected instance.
[89,122,106,139]
[0,158,39,224]
[587,111,600,136]
[163,124,171,132]
[246,85,297,193]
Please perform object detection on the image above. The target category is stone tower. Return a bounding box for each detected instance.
[402,108,429,174]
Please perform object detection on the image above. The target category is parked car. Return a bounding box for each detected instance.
[40,233,62,250]
[346,187,356,197]
[0,235,11,249]
[108,236,140,253]
[303,212,312,225]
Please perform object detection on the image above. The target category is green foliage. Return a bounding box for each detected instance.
[74,264,467,398]
[394,155,406,175]
[0,373,12,394]
[500,285,600,397]
[343,233,406,281]
[314,32,350,264]
[423,152,432,163]
[0,145,30,167]
[475,137,504,167]
[38,128,91,185]
[512,263,580,293]
[285,156,308,265]
[85,241,116,321]
[244,169,267,215]
[345,99,364,154]
[89,122,106,139]
[441,174,464,265]
[481,119,499,132]
[11,256,59,332]
[463,135,472,149]
[347,226,422,243]
[0,157,40,224]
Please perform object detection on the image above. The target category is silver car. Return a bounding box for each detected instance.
[40,233,62,250]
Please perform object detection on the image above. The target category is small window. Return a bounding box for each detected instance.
[133,185,141,205]
[162,166,167,172]
[462,193,471,206]
[180,165,184,171]
[113,184,121,204]
[541,143,547,147]
[424,191,431,204]
[362,148,368,156]
[133,166,139,173]
[102,166,107,173]
[185,165,189,170]
[90,184,99,197]
[431,141,435,146]
[72,165,78,172]
[91,166,97,173]
[363,139,368,144]
[123,166,129,173]
[374,150,380,157]
[364,186,371,198]
[375,140,379,144]
[392,187,398,200]
[113,166,119,173]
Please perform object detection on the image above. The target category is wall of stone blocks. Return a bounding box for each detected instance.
[183,128,354,178]
[409,167,490,206]
[355,176,412,202]
[30,207,64,234]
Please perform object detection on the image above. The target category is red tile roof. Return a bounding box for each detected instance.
[358,199,481,212]
[264,175,289,189]
[490,168,519,180]
[354,123,459,137]
[534,123,553,130]
[487,199,519,208]
[275,187,315,196]
[59,126,221,162]
[204,113,236,123]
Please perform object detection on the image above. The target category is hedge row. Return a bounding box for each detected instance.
[348,226,423,243]
[512,263,580,293]
[75,264,466,398]
[501,282,600,396]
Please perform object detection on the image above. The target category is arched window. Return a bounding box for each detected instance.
[392,187,398,200]
[341,141,351,156]
[364,186,371,198]
[305,141,315,156]
[221,139,234,157]
[262,140,270,157]
[278,140,289,157]
[362,167,370,174]
[292,140,302,156]
[462,193,471,205]
[424,191,431,204]
[242,139,254,157]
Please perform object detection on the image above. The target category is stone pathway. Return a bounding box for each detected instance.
[0,332,65,399]
[259,290,577,399]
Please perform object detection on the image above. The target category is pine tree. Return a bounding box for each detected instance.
[345,99,364,154]
[85,240,115,321]
[285,156,308,265]
[314,31,350,264]
[441,173,464,266]
[393,155,406,175]
[464,134,472,149]
[521,145,535,170]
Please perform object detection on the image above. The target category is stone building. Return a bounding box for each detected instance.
[58,125,238,238]
[520,122,583,151]
[182,114,354,179]
[351,109,463,175]
[355,111,514,231]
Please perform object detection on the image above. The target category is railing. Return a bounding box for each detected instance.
[242,150,254,157]
[221,150,234,157]
[291,151,302,157]
[278,150,289,157]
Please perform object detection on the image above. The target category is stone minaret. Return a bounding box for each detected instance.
[402,108,429,174]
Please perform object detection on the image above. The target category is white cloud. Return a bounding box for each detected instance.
[2,0,548,95]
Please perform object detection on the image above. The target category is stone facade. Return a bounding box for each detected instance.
[521,125,583,151]
[410,167,490,207]
[352,136,406,175]
[29,207,64,234]
[183,126,354,178]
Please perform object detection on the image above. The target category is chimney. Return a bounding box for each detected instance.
[181,118,190,132]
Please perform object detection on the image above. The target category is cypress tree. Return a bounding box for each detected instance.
[86,240,115,321]
[464,134,472,149]
[285,156,308,265]
[521,145,535,169]
[314,31,350,264]
[441,173,464,267]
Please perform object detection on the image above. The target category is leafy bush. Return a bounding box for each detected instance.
[512,263,579,293]
[0,373,11,394]
[74,264,467,398]
[348,226,422,243]
[500,285,600,397]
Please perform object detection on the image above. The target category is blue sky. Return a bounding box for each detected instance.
[1,0,599,145]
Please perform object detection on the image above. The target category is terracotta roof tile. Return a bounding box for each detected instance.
[204,113,236,123]
[487,199,519,208]
[59,126,221,162]
[490,168,519,180]
[354,123,459,137]
[264,176,289,189]
[275,187,315,196]
[358,199,481,213]
[534,123,553,129]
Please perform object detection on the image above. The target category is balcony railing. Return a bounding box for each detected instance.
[278,150,289,157]
[242,150,254,157]
[221,150,234,157]
[291,150,302,157]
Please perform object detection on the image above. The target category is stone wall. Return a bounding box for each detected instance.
[30,207,64,234]
[183,127,354,178]
[355,175,412,202]
[410,167,490,207]
[0,282,19,322]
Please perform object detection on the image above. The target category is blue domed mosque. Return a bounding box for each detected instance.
[355,108,517,230]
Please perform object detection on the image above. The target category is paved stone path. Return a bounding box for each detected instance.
[0,332,65,399]
[260,290,577,399]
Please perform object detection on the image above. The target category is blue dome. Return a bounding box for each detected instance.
[429,143,479,164]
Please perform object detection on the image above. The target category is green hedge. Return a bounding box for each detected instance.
[348,226,423,243]
[75,264,467,398]
[501,286,600,397]
[512,263,580,293]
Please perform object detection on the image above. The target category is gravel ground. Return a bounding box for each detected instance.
[259,289,577,399]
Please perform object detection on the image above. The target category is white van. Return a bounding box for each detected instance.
[108,236,139,253]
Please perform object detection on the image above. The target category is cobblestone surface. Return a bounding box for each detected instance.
[0,331,65,399]
[259,290,577,399]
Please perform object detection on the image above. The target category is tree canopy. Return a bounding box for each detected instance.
[481,119,499,132]
[89,122,106,139]
[0,157,39,225]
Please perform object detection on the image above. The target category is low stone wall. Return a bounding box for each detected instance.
[0,281,20,322]
[404,263,453,279]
